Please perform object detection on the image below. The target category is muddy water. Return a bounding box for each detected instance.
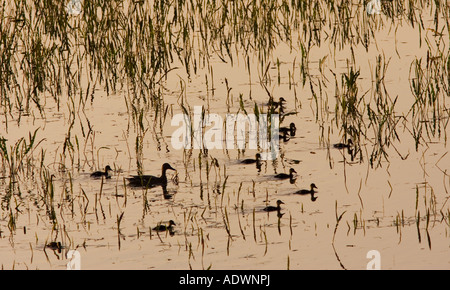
[1,3,450,270]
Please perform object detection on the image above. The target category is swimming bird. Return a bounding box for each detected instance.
[294,183,318,202]
[296,183,318,194]
[152,220,176,232]
[268,97,286,113]
[268,97,286,108]
[46,241,62,253]
[126,163,176,188]
[279,122,296,137]
[263,200,284,212]
[333,139,353,149]
[240,153,261,165]
[90,165,113,179]
[274,168,297,181]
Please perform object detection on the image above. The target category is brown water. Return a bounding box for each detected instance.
[0,1,450,270]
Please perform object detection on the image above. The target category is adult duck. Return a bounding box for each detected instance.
[90,165,113,179]
[263,200,284,212]
[127,163,176,188]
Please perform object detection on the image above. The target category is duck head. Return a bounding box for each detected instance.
[162,163,176,172]
[276,200,285,206]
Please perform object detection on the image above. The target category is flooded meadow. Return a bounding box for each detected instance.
[0,0,449,269]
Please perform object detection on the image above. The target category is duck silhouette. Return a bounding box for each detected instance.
[333,139,353,149]
[294,183,318,201]
[127,163,176,188]
[274,168,297,183]
[152,220,176,232]
[240,153,261,165]
[90,165,113,179]
[279,122,296,137]
[263,200,284,212]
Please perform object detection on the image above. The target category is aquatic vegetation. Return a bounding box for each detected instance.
[0,0,449,270]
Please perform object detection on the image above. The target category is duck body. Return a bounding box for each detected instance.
[333,139,353,149]
[279,122,296,137]
[152,220,176,232]
[295,183,318,195]
[127,163,175,188]
[91,165,113,179]
[263,200,284,212]
[240,153,261,165]
[274,168,297,180]
[294,183,318,201]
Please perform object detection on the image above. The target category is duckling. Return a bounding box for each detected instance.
[240,153,261,165]
[295,183,318,195]
[294,184,318,201]
[268,97,286,113]
[152,220,176,232]
[267,97,286,108]
[333,139,353,149]
[274,168,297,180]
[127,163,176,188]
[279,122,296,137]
[46,241,62,253]
[90,165,113,179]
[263,200,284,212]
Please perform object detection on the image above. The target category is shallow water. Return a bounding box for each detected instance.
[0,0,449,270]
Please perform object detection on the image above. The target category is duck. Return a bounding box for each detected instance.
[279,122,296,137]
[333,139,353,149]
[268,97,286,113]
[296,183,318,194]
[263,200,284,212]
[295,183,318,198]
[268,97,286,108]
[126,163,176,188]
[90,165,113,179]
[240,153,261,165]
[274,168,297,180]
[45,241,62,253]
[152,220,176,232]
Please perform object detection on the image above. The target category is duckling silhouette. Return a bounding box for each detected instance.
[263,200,284,212]
[152,220,176,232]
[127,163,176,188]
[274,168,297,183]
[240,153,261,165]
[90,165,113,179]
[294,183,318,201]
[267,97,286,114]
[333,139,353,149]
[46,241,62,253]
[279,122,296,137]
